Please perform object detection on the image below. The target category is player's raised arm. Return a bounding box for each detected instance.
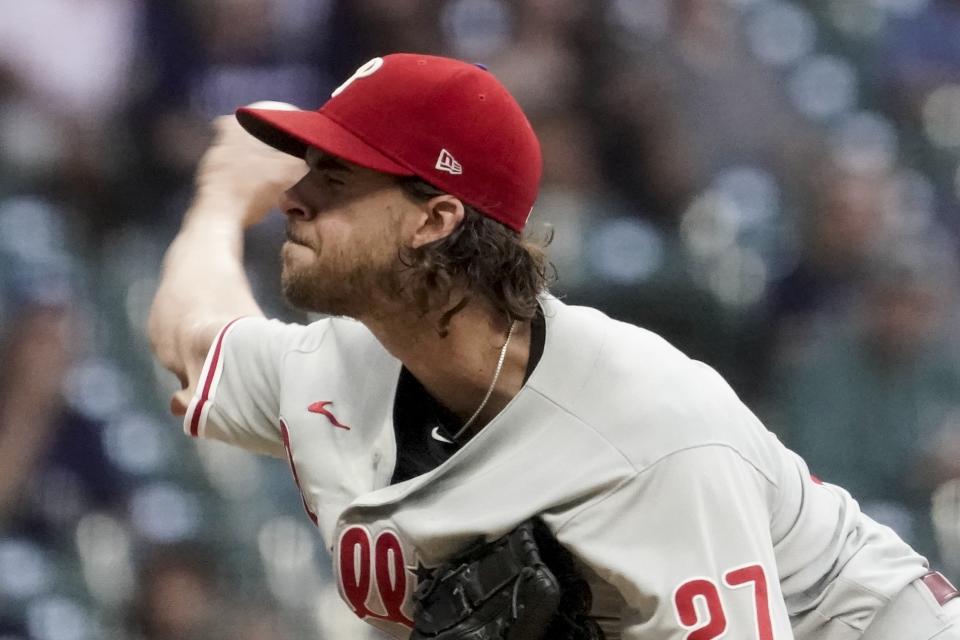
[148,102,306,415]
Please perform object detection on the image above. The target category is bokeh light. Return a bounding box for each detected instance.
[746,1,817,67]
[923,85,960,148]
[788,54,858,120]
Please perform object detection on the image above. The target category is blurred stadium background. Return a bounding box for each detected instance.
[2,0,960,637]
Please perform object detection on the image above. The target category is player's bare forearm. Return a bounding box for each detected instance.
[148,102,305,413]
[148,197,263,391]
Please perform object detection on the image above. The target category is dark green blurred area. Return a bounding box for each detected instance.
[2,1,960,638]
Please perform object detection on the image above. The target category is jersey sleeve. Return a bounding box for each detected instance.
[183,316,311,458]
[557,445,793,640]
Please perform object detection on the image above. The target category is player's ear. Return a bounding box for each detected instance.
[410,195,465,248]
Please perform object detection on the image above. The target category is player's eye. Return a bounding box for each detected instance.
[315,170,345,187]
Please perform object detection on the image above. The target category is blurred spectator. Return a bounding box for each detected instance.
[0,306,73,525]
[131,543,226,640]
[0,192,126,545]
[589,0,821,227]
[771,237,960,560]
[352,0,437,55]
[0,301,124,635]
[0,0,142,237]
[767,164,896,361]
[117,0,352,232]
[131,542,301,640]
[0,0,138,126]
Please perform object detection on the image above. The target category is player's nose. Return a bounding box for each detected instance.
[280,184,317,222]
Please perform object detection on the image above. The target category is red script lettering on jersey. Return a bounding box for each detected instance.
[337,526,414,627]
[308,401,350,429]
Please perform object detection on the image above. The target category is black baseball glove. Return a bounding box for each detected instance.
[410,519,604,640]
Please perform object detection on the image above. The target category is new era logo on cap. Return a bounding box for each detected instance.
[435,149,462,175]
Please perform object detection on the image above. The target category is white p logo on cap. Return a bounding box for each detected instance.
[332,57,385,97]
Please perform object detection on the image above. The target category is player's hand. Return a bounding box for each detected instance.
[193,101,307,228]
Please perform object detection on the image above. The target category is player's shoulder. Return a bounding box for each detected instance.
[225,314,388,362]
[536,296,709,393]
[534,298,775,470]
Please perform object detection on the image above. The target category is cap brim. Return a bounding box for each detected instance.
[236,107,414,176]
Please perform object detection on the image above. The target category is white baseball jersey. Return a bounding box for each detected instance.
[184,297,929,639]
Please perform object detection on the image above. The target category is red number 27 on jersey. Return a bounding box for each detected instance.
[672,563,773,640]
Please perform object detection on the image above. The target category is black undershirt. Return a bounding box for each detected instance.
[391,308,546,484]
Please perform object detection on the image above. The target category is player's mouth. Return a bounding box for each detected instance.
[285,230,312,248]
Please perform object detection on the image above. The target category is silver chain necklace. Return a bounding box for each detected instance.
[451,320,517,441]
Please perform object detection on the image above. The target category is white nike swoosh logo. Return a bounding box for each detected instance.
[431,427,454,444]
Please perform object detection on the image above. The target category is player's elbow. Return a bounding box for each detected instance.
[146,292,204,377]
[146,290,169,354]
[147,303,187,379]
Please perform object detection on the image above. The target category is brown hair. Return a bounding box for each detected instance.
[397,177,553,335]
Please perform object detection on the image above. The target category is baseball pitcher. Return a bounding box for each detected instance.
[148,54,960,639]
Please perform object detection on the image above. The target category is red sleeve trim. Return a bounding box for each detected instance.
[188,317,244,437]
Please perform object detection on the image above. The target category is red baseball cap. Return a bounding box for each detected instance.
[236,53,542,232]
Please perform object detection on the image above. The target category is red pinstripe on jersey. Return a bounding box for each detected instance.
[188,317,244,437]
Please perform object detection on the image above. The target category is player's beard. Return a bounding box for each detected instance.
[280,232,405,319]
